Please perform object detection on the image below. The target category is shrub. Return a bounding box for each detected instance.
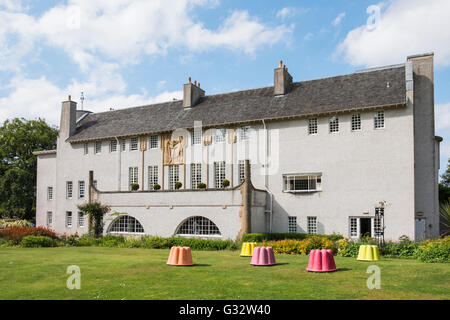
[60,233,81,246]
[416,236,450,263]
[263,236,337,255]
[153,184,161,190]
[337,238,361,257]
[20,236,57,248]
[175,181,182,189]
[242,233,343,243]
[380,236,420,258]
[0,226,58,245]
[417,244,450,263]
[197,182,207,189]
[222,179,230,188]
[0,219,33,229]
[130,183,139,191]
[73,235,238,251]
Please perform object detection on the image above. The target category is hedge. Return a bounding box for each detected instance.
[20,236,57,248]
[72,234,239,251]
[242,233,343,243]
[263,236,337,255]
[0,226,58,245]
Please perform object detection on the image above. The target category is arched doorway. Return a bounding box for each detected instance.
[175,216,221,236]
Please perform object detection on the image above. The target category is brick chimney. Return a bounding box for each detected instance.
[183,77,205,108]
[60,95,77,139]
[274,60,293,95]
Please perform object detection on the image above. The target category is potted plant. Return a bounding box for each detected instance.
[130,183,139,191]
[197,182,207,189]
[222,179,230,188]
[153,184,161,190]
[175,181,182,190]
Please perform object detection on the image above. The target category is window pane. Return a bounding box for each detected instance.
[176,216,221,236]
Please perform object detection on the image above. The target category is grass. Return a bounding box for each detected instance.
[0,247,449,300]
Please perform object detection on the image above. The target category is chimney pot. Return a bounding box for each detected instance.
[188,77,191,83]
[274,62,293,96]
[279,60,283,68]
[68,95,71,101]
[183,78,205,108]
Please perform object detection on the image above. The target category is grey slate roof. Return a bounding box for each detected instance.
[67,65,406,143]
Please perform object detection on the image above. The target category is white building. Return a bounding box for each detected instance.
[34,53,441,241]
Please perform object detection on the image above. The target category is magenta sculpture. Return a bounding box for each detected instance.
[306,249,338,272]
[250,246,277,266]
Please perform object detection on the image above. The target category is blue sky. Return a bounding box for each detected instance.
[0,0,449,175]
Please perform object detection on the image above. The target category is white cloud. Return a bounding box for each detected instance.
[276,7,309,20]
[436,103,450,131]
[332,12,345,26]
[0,0,293,71]
[0,72,182,126]
[336,0,450,67]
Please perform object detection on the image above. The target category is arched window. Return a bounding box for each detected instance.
[108,216,144,234]
[176,216,221,236]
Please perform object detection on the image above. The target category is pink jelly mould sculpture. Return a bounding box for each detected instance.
[306,249,338,272]
[250,246,277,266]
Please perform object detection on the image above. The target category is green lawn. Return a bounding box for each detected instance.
[0,247,449,300]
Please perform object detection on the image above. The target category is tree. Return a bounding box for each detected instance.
[0,118,58,220]
[439,201,450,236]
[441,158,450,187]
[77,202,111,238]
[440,158,450,204]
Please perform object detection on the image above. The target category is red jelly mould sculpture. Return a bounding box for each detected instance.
[306,249,338,272]
[250,246,277,266]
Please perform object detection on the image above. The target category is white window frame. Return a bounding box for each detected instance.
[176,216,221,236]
[128,167,138,190]
[66,181,73,198]
[350,217,358,238]
[288,216,297,233]
[214,128,226,143]
[214,161,226,189]
[190,163,202,189]
[95,141,102,154]
[78,212,85,228]
[307,217,317,234]
[308,118,318,135]
[120,140,126,152]
[110,140,117,152]
[351,114,361,131]
[374,111,385,129]
[283,174,322,193]
[191,130,202,145]
[83,143,88,155]
[47,211,53,227]
[47,186,53,200]
[169,165,180,190]
[66,211,72,228]
[239,126,251,141]
[78,181,85,199]
[329,116,339,133]
[149,135,159,149]
[148,165,159,190]
[130,137,139,151]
